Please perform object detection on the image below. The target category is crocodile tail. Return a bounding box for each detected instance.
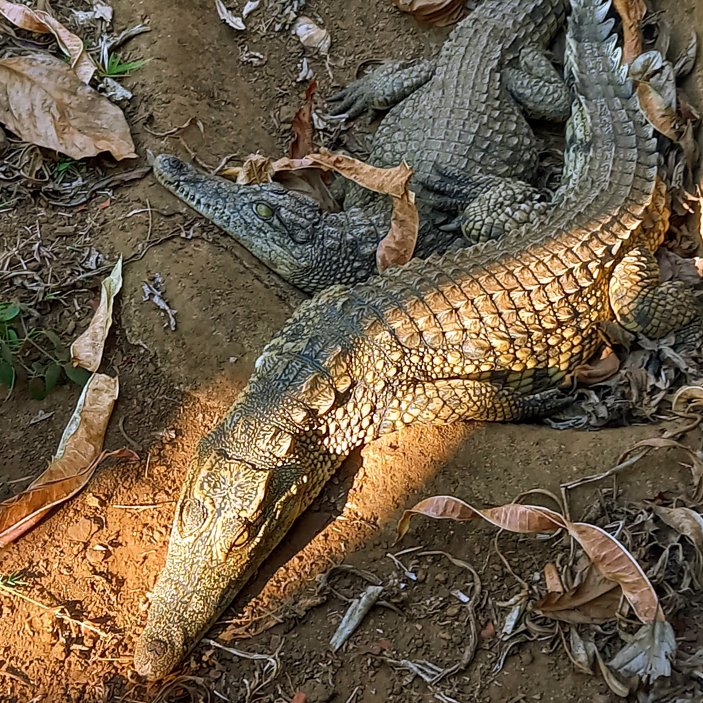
[557,0,658,235]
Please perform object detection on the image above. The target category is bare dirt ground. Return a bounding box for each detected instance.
[1,1,703,702]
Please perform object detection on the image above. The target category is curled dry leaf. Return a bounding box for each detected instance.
[0,374,135,547]
[70,257,123,372]
[537,564,620,624]
[392,0,468,27]
[398,496,663,624]
[229,149,419,269]
[612,0,646,64]
[0,54,136,160]
[0,0,97,83]
[630,51,681,142]
[652,505,703,553]
[608,620,676,684]
[215,0,245,30]
[570,347,621,386]
[289,80,318,159]
[293,17,331,56]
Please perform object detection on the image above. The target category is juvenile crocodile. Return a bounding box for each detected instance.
[134,0,701,680]
[153,0,571,293]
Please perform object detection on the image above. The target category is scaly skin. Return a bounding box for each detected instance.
[134,0,701,680]
[153,0,571,293]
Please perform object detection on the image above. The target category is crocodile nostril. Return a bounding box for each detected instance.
[146,638,169,658]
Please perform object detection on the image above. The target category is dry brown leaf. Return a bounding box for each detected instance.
[289,80,317,159]
[571,347,621,385]
[231,149,419,270]
[613,0,646,64]
[70,257,122,372]
[652,505,703,553]
[398,496,663,624]
[0,374,133,546]
[537,565,620,624]
[0,0,96,83]
[0,54,136,160]
[376,189,418,273]
[543,562,564,594]
[392,0,468,27]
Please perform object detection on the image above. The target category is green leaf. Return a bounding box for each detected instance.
[5,327,19,346]
[0,339,13,365]
[40,329,64,350]
[63,363,90,387]
[28,376,46,400]
[0,303,20,323]
[0,360,15,389]
[44,363,64,393]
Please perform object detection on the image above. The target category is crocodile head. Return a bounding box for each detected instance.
[153,154,381,293]
[133,410,331,679]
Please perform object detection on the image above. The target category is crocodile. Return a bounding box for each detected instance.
[153,0,572,294]
[134,0,702,680]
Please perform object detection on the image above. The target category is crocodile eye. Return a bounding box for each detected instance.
[254,202,274,219]
[179,497,208,537]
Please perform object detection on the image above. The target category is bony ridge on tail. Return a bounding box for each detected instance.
[134,0,701,680]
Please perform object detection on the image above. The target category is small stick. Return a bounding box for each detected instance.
[0,581,108,637]
[329,585,384,652]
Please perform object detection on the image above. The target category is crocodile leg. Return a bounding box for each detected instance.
[378,380,569,434]
[609,246,702,343]
[504,47,572,121]
[327,59,436,119]
[428,173,552,243]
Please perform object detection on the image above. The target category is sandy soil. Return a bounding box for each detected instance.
[0,0,702,701]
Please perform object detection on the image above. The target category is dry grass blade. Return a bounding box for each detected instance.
[392,0,468,27]
[398,496,663,624]
[0,54,136,160]
[70,257,122,372]
[0,374,132,546]
[0,0,97,82]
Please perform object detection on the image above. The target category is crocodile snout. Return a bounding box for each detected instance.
[133,620,186,680]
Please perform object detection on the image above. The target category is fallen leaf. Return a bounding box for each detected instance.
[392,0,468,27]
[652,505,703,554]
[377,189,418,273]
[537,565,621,624]
[215,0,245,30]
[0,54,136,160]
[231,149,419,269]
[608,620,676,683]
[71,257,123,372]
[595,646,632,697]
[0,0,97,82]
[0,374,134,546]
[613,0,646,64]
[291,694,308,703]
[571,347,621,385]
[398,496,663,624]
[293,17,330,56]
[673,31,698,78]
[289,80,317,159]
[543,562,564,594]
[630,51,682,142]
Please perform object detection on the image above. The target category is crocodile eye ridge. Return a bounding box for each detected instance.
[179,497,208,537]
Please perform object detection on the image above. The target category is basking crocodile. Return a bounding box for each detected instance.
[134,0,701,680]
[153,0,571,294]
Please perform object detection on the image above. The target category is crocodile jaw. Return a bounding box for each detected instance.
[152,154,319,283]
